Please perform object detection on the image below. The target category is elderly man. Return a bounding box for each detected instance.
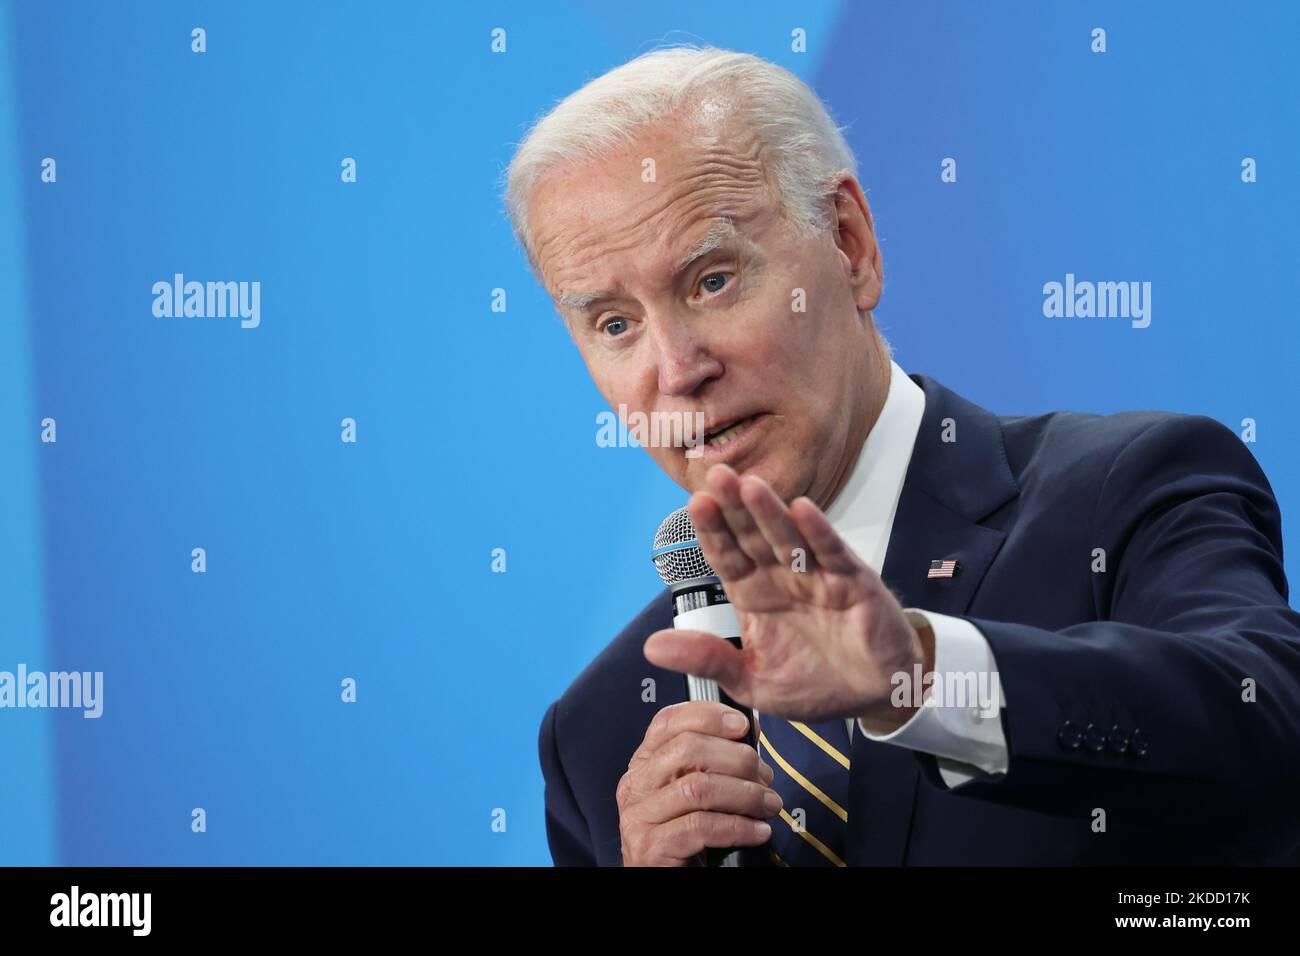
[505,46,1300,866]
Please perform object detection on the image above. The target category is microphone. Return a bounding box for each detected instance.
[653,506,771,868]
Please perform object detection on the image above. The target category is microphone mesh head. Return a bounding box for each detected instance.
[652,506,716,585]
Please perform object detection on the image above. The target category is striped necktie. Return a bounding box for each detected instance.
[756,714,852,867]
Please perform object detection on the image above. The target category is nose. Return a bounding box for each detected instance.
[650,313,724,398]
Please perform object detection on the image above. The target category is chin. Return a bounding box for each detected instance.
[734,461,800,503]
[672,451,800,502]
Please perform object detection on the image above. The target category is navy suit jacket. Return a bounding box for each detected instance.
[538,373,1300,865]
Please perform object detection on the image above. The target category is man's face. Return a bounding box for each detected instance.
[528,110,886,507]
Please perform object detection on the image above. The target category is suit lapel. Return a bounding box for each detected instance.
[845,373,1019,865]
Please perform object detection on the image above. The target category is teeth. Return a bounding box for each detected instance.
[705,417,751,447]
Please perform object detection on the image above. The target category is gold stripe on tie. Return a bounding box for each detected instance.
[769,848,790,867]
[758,732,849,823]
[789,721,851,769]
[778,808,846,867]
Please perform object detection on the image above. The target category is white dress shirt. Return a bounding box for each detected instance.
[759,359,1009,788]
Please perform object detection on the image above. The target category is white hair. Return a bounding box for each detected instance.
[503,44,860,275]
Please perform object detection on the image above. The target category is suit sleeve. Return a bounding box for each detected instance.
[931,415,1300,856]
[538,699,597,866]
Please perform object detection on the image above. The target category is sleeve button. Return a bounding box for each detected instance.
[1083,722,1107,753]
[1106,724,1130,755]
[1131,728,1149,758]
[1056,719,1083,751]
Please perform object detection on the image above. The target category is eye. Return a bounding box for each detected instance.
[600,316,629,337]
[699,272,731,295]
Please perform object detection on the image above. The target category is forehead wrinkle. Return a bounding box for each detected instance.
[549,187,762,310]
[540,129,775,306]
[551,193,752,309]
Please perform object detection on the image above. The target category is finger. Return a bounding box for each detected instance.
[644,628,747,691]
[705,464,781,569]
[637,770,782,826]
[738,474,812,570]
[638,731,775,791]
[686,491,756,582]
[789,496,865,575]
[657,811,774,860]
[635,699,752,757]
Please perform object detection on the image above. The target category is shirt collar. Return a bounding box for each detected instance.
[822,359,926,575]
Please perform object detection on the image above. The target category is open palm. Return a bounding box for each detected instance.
[643,463,926,726]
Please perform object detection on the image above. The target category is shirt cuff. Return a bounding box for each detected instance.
[855,609,1009,786]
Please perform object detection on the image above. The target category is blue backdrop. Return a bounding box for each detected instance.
[1,0,1296,865]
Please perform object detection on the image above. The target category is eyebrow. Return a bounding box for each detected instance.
[555,218,740,316]
[673,217,738,273]
[556,288,606,313]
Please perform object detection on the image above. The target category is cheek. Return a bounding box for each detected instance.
[760,271,830,363]
[586,352,642,408]
[745,316,815,392]
[725,302,801,380]
[590,359,663,448]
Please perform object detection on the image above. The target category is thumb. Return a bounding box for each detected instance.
[643,629,746,691]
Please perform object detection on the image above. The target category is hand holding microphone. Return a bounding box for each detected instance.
[614,700,778,867]
[616,500,781,867]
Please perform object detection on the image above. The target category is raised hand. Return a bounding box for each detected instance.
[643,463,933,731]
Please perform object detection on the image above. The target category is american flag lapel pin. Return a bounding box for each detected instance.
[927,559,960,579]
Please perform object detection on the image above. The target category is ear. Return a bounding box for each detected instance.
[828,173,883,312]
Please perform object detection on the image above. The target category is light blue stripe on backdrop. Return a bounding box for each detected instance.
[0,0,56,866]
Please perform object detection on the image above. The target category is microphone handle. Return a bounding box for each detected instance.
[687,637,774,868]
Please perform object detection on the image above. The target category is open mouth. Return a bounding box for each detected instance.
[704,415,757,447]
[695,413,763,452]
